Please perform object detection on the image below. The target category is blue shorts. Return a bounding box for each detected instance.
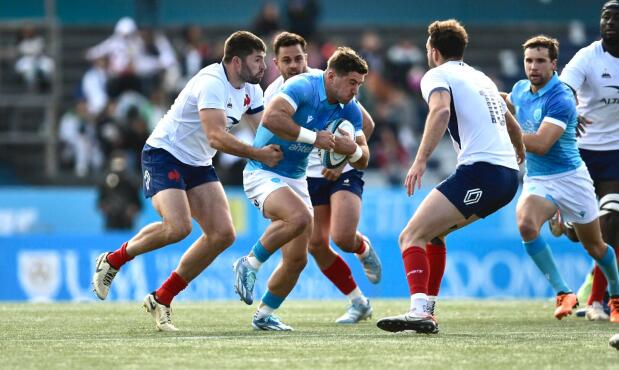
[141,144,219,198]
[307,169,365,206]
[436,162,519,219]
[579,148,619,184]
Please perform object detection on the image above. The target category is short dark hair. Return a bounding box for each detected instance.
[427,19,468,59]
[223,31,266,63]
[523,35,559,61]
[326,47,368,76]
[603,0,619,12]
[273,32,306,56]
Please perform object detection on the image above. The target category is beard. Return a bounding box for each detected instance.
[603,33,619,46]
[240,63,263,84]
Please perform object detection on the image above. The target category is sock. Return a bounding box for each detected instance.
[248,240,272,269]
[588,265,607,305]
[593,245,619,296]
[155,271,188,306]
[402,246,429,295]
[256,290,285,319]
[106,242,134,270]
[355,232,369,258]
[426,239,446,296]
[523,236,570,294]
[346,287,368,305]
[322,255,357,295]
[410,292,429,313]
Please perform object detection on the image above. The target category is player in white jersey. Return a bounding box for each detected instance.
[549,0,619,321]
[264,32,380,324]
[91,31,283,331]
[377,20,525,334]
[233,48,370,331]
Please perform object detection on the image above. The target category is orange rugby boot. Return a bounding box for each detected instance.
[554,292,578,320]
[609,297,619,323]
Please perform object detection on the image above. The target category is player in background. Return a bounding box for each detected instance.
[504,35,619,321]
[92,31,283,331]
[265,32,381,324]
[234,47,370,331]
[377,19,525,334]
[547,0,619,321]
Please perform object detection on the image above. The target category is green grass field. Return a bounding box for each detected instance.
[1,299,617,369]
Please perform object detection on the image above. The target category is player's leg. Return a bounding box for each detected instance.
[330,184,382,284]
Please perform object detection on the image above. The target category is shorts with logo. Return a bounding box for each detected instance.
[141,144,219,198]
[579,148,619,184]
[243,169,313,216]
[521,164,598,224]
[307,169,365,206]
[436,161,519,219]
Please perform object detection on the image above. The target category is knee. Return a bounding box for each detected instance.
[399,228,420,250]
[518,218,539,241]
[331,231,357,252]
[285,255,308,275]
[164,219,192,242]
[210,227,236,251]
[583,241,607,260]
[308,237,328,256]
[288,209,313,235]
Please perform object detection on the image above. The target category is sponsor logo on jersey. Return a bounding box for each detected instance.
[288,143,314,153]
[307,115,314,123]
[227,99,233,108]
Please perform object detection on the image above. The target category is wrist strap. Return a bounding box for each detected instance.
[348,145,363,163]
[297,127,316,144]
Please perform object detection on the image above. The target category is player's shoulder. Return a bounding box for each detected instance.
[548,81,576,107]
[194,63,228,89]
[511,79,530,96]
[265,75,285,95]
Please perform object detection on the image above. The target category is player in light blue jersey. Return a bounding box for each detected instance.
[505,35,619,321]
[233,47,370,330]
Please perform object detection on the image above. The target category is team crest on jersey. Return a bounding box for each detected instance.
[244,94,251,107]
[533,108,542,122]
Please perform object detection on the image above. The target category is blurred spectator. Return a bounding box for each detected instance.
[498,49,520,89]
[175,25,209,90]
[359,31,385,76]
[58,99,103,177]
[135,27,179,97]
[372,126,409,186]
[385,39,423,90]
[252,2,282,37]
[86,17,143,98]
[14,25,55,92]
[286,0,320,40]
[97,153,142,230]
[81,56,109,117]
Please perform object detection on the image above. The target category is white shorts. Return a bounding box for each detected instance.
[521,165,599,224]
[243,169,313,217]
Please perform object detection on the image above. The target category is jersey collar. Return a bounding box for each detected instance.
[530,72,560,97]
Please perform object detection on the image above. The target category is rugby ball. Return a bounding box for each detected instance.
[320,118,355,169]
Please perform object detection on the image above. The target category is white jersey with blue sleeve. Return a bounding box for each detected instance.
[510,73,582,177]
[246,70,363,179]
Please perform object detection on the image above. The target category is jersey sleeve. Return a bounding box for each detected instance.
[420,69,449,103]
[196,76,227,111]
[278,75,312,112]
[543,92,576,130]
[246,84,264,115]
[560,47,589,92]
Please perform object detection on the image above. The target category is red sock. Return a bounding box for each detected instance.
[155,271,188,306]
[402,246,429,295]
[589,266,607,305]
[427,239,446,296]
[106,242,134,270]
[322,255,357,295]
[355,232,367,256]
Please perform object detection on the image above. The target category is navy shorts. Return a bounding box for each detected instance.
[579,148,619,184]
[307,169,365,206]
[141,144,219,198]
[436,162,519,219]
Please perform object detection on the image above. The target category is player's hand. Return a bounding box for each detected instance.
[333,127,357,155]
[257,144,283,167]
[314,130,336,150]
[576,115,591,138]
[514,143,526,165]
[404,159,426,196]
[322,164,345,181]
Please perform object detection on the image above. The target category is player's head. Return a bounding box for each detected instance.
[273,32,308,81]
[325,47,368,104]
[601,0,619,45]
[223,31,267,84]
[522,35,559,89]
[426,19,468,68]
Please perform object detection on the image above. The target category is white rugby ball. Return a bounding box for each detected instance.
[320,118,355,169]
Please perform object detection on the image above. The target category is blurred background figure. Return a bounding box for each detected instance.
[286,0,320,40]
[14,25,55,92]
[252,1,282,38]
[97,153,142,230]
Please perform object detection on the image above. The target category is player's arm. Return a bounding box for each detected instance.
[522,122,564,156]
[359,103,375,139]
[504,111,525,164]
[262,96,334,150]
[243,110,263,133]
[499,92,516,114]
[405,89,451,196]
[199,108,282,167]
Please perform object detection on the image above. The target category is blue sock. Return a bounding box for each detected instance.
[262,290,285,309]
[524,236,571,294]
[251,240,272,263]
[594,245,619,296]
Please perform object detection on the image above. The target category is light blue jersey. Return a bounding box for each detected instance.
[510,73,582,176]
[246,70,363,179]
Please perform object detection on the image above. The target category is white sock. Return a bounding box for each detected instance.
[246,255,262,270]
[346,287,368,305]
[410,292,428,313]
[255,304,275,319]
